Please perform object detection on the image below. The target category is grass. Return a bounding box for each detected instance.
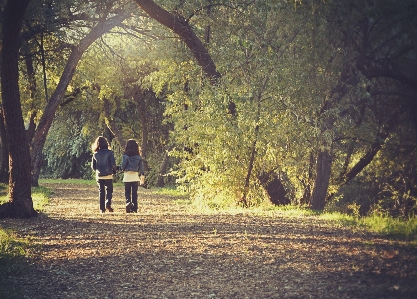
[362,214,417,241]
[0,229,35,299]
[0,183,52,212]
[39,178,125,187]
[266,205,417,243]
[0,182,51,298]
[179,194,417,243]
[40,178,97,185]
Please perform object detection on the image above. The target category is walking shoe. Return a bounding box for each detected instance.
[106,205,114,212]
[126,202,133,213]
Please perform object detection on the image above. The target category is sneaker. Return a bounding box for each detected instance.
[126,202,133,213]
[106,205,114,212]
[100,210,105,214]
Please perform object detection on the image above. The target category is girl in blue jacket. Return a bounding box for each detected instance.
[91,136,117,213]
[120,139,145,213]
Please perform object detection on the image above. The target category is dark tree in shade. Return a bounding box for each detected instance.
[0,0,37,218]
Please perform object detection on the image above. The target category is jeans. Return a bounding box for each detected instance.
[124,182,139,212]
[97,179,113,211]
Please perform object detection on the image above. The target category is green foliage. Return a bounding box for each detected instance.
[41,111,93,180]
[11,0,416,218]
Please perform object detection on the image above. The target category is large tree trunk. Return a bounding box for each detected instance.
[0,111,9,183]
[310,149,332,210]
[300,152,315,205]
[0,0,37,218]
[23,50,38,143]
[30,12,129,187]
[258,171,289,205]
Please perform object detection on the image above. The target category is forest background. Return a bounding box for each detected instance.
[0,0,416,220]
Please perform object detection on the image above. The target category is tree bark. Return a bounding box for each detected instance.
[300,152,315,205]
[310,149,332,210]
[103,97,126,149]
[156,145,173,187]
[341,111,402,184]
[30,12,129,186]
[0,0,37,218]
[134,87,149,171]
[23,50,38,143]
[258,171,289,205]
[0,111,9,183]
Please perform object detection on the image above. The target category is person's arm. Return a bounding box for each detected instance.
[91,155,96,171]
[138,156,145,176]
[109,152,117,173]
[121,155,128,171]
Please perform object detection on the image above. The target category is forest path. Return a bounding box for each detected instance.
[1,182,416,299]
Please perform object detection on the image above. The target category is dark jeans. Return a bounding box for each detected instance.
[124,182,139,212]
[97,179,113,211]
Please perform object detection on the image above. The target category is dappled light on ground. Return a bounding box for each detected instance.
[1,182,416,298]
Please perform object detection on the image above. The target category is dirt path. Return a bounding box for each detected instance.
[1,182,417,299]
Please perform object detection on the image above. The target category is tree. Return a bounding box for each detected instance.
[30,3,132,186]
[0,0,37,218]
[310,0,417,210]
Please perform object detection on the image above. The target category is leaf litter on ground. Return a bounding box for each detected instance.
[0,182,416,299]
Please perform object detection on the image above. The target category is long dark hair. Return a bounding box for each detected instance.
[92,136,109,152]
[124,139,140,157]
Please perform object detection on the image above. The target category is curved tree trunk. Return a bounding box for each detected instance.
[30,13,129,187]
[310,149,332,210]
[133,0,220,81]
[103,97,126,149]
[133,0,238,115]
[0,0,37,218]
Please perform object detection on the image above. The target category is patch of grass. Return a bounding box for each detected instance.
[40,178,126,187]
[313,209,417,242]
[197,198,417,242]
[362,214,417,241]
[0,230,30,261]
[0,183,52,212]
[40,178,97,185]
[32,185,52,211]
[0,229,33,299]
[152,187,189,198]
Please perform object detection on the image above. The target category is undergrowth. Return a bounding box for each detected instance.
[182,191,417,244]
[0,183,51,298]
